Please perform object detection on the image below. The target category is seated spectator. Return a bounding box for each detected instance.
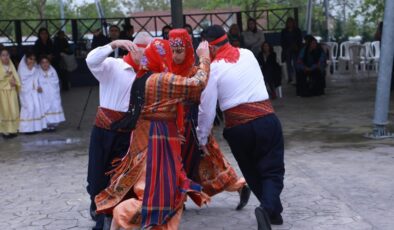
[257,42,282,99]
[0,46,21,139]
[38,55,66,131]
[242,18,265,56]
[228,24,243,47]
[17,52,47,133]
[162,25,172,40]
[296,36,326,97]
[120,24,134,41]
[184,24,199,49]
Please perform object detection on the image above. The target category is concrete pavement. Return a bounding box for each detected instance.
[1,72,393,230]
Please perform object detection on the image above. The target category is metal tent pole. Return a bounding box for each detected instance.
[367,0,394,139]
[171,0,184,28]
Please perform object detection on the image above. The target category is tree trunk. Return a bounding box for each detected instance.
[33,0,47,19]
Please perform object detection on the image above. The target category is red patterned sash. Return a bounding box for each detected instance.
[94,107,129,132]
[224,100,274,128]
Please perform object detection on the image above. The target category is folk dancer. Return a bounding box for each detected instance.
[168,28,251,209]
[95,39,211,230]
[198,25,285,230]
[85,32,153,230]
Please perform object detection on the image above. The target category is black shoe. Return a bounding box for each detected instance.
[270,213,283,225]
[255,207,272,230]
[236,185,251,210]
[103,215,112,230]
[90,202,97,221]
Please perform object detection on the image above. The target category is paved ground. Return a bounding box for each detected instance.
[0,72,394,230]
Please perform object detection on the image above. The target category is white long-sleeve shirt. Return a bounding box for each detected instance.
[86,44,136,112]
[197,48,269,145]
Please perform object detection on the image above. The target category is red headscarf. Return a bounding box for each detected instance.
[169,29,195,77]
[123,52,140,71]
[136,39,173,78]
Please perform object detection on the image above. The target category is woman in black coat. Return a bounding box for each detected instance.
[257,41,282,99]
[296,36,326,97]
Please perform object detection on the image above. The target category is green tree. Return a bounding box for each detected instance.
[354,0,384,25]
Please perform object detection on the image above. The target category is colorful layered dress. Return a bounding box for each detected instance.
[95,39,210,229]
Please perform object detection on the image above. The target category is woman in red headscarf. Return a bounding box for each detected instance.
[169,29,250,210]
[95,39,211,230]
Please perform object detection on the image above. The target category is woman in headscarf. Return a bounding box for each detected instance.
[0,47,21,138]
[95,39,211,230]
[18,52,47,133]
[169,28,250,209]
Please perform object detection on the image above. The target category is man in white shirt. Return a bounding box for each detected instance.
[85,32,152,230]
[197,25,284,230]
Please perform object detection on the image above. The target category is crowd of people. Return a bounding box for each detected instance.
[85,21,285,230]
[1,17,333,229]
[225,17,326,98]
[0,45,65,138]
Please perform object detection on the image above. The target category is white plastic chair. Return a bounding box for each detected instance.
[349,44,364,75]
[322,42,338,73]
[360,42,374,72]
[273,46,289,84]
[338,41,359,72]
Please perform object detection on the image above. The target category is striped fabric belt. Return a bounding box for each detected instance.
[224,100,274,128]
[94,107,130,132]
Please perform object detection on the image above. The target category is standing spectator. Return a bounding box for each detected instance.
[296,36,326,97]
[257,42,282,99]
[91,28,110,49]
[242,18,265,56]
[108,25,126,57]
[17,52,47,133]
[120,24,134,41]
[184,24,199,49]
[0,47,21,139]
[53,30,71,91]
[227,24,243,47]
[54,31,71,55]
[108,25,121,41]
[38,55,66,131]
[34,28,54,61]
[161,25,172,40]
[9,46,22,68]
[281,17,303,84]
